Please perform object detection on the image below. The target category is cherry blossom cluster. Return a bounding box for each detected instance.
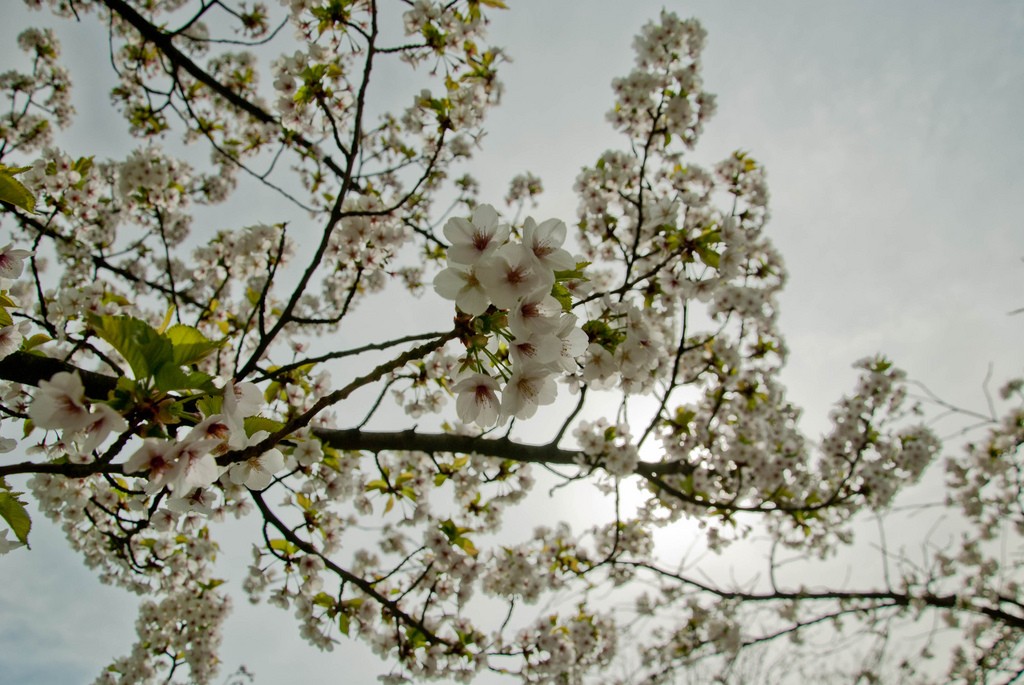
[504,171,542,208]
[579,299,676,395]
[2,3,1017,684]
[19,143,239,333]
[191,223,294,305]
[574,418,640,476]
[21,148,107,226]
[946,377,1024,539]
[320,196,408,301]
[95,588,232,685]
[123,381,284,499]
[27,462,232,683]
[1,28,73,154]
[818,357,938,503]
[634,596,742,683]
[432,204,588,427]
[271,45,354,132]
[28,371,128,462]
[401,0,491,68]
[509,609,617,684]
[608,10,716,149]
[390,347,458,419]
[0,243,33,362]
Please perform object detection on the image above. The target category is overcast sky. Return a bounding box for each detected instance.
[1,1,1022,683]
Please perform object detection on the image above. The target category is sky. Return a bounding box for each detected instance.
[1,1,1022,683]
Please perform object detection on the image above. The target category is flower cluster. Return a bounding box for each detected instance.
[28,371,128,462]
[574,418,640,476]
[0,28,73,154]
[432,204,588,426]
[608,11,715,149]
[511,609,617,683]
[504,171,543,207]
[122,380,284,503]
[96,588,231,685]
[946,379,1024,539]
[27,461,231,685]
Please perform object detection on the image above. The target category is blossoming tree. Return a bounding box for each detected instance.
[0,1,1021,683]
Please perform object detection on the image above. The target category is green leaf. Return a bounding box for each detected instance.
[311,592,335,609]
[550,283,573,313]
[88,313,172,380]
[0,167,36,213]
[268,538,299,557]
[439,519,478,557]
[164,323,222,366]
[197,395,221,418]
[553,260,591,282]
[72,156,94,182]
[88,314,218,392]
[157,306,175,334]
[0,491,31,546]
[695,245,720,270]
[153,364,216,393]
[22,333,51,351]
[198,578,225,591]
[455,536,478,557]
[405,626,428,649]
[244,415,285,437]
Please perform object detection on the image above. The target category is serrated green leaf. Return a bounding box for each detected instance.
[88,314,218,391]
[0,491,31,546]
[153,364,216,393]
[88,313,171,380]
[244,415,285,437]
[405,627,428,649]
[0,169,36,213]
[553,260,591,281]
[197,395,221,417]
[151,364,191,391]
[0,309,12,328]
[550,283,573,312]
[165,323,221,366]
